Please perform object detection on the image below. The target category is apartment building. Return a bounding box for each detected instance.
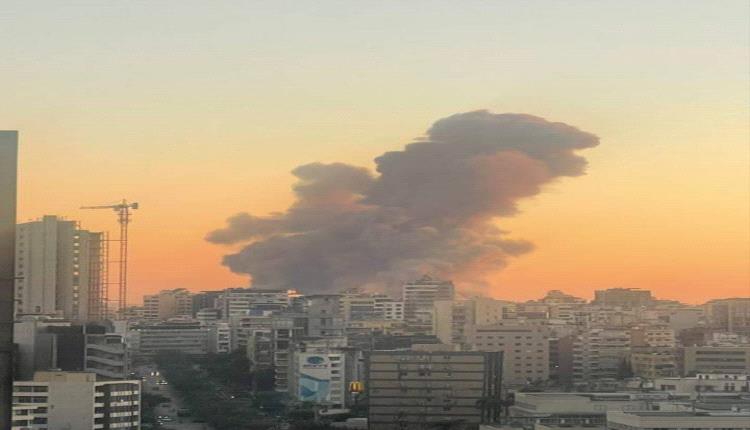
[13,371,140,430]
[14,216,105,321]
[402,275,455,335]
[705,298,750,335]
[220,288,294,319]
[366,350,502,430]
[465,297,517,326]
[433,300,467,345]
[143,288,193,321]
[465,324,549,385]
[572,327,631,381]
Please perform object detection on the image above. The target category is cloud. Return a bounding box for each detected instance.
[207,110,598,294]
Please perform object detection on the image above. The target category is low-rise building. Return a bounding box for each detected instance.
[654,373,750,393]
[607,410,750,429]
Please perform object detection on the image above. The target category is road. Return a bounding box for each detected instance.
[137,365,214,430]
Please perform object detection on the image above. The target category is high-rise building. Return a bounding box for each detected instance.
[14,216,104,322]
[402,275,455,335]
[143,288,193,321]
[366,350,503,430]
[13,371,141,430]
[465,323,550,385]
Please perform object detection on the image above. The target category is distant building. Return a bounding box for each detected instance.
[191,290,222,316]
[373,297,404,321]
[630,325,676,348]
[705,298,750,335]
[143,288,193,321]
[366,350,502,430]
[307,295,345,337]
[13,371,141,430]
[465,324,549,385]
[208,322,231,354]
[433,300,467,345]
[630,349,677,379]
[129,321,210,356]
[220,288,294,319]
[402,275,455,335]
[573,327,630,382]
[14,216,105,321]
[465,297,517,325]
[593,288,652,308]
[683,346,750,375]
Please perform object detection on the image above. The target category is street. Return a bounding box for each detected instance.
[137,365,214,430]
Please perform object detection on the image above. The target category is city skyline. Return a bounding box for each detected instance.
[2,1,749,304]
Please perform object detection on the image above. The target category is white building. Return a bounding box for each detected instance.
[13,371,141,430]
[289,337,348,409]
[221,288,294,319]
[607,410,750,429]
[573,327,631,382]
[143,288,193,321]
[129,321,210,356]
[465,297,517,325]
[654,373,750,393]
[402,275,454,335]
[15,216,105,321]
[465,324,550,385]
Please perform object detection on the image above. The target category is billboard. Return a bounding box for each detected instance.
[298,354,333,403]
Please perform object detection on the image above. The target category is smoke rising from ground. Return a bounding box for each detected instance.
[207,110,599,294]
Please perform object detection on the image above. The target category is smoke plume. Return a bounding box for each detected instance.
[207,110,598,294]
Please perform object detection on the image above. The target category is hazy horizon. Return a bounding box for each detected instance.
[3,1,749,304]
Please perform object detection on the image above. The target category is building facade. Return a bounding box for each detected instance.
[366,350,502,430]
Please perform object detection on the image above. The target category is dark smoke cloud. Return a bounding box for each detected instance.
[207,110,598,294]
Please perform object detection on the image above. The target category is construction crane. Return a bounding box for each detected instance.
[81,199,139,317]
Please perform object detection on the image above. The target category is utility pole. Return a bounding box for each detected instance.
[0,131,18,429]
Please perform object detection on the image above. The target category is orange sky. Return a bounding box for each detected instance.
[3,1,749,304]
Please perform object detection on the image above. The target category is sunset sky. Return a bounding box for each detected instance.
[2,1,748,304]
